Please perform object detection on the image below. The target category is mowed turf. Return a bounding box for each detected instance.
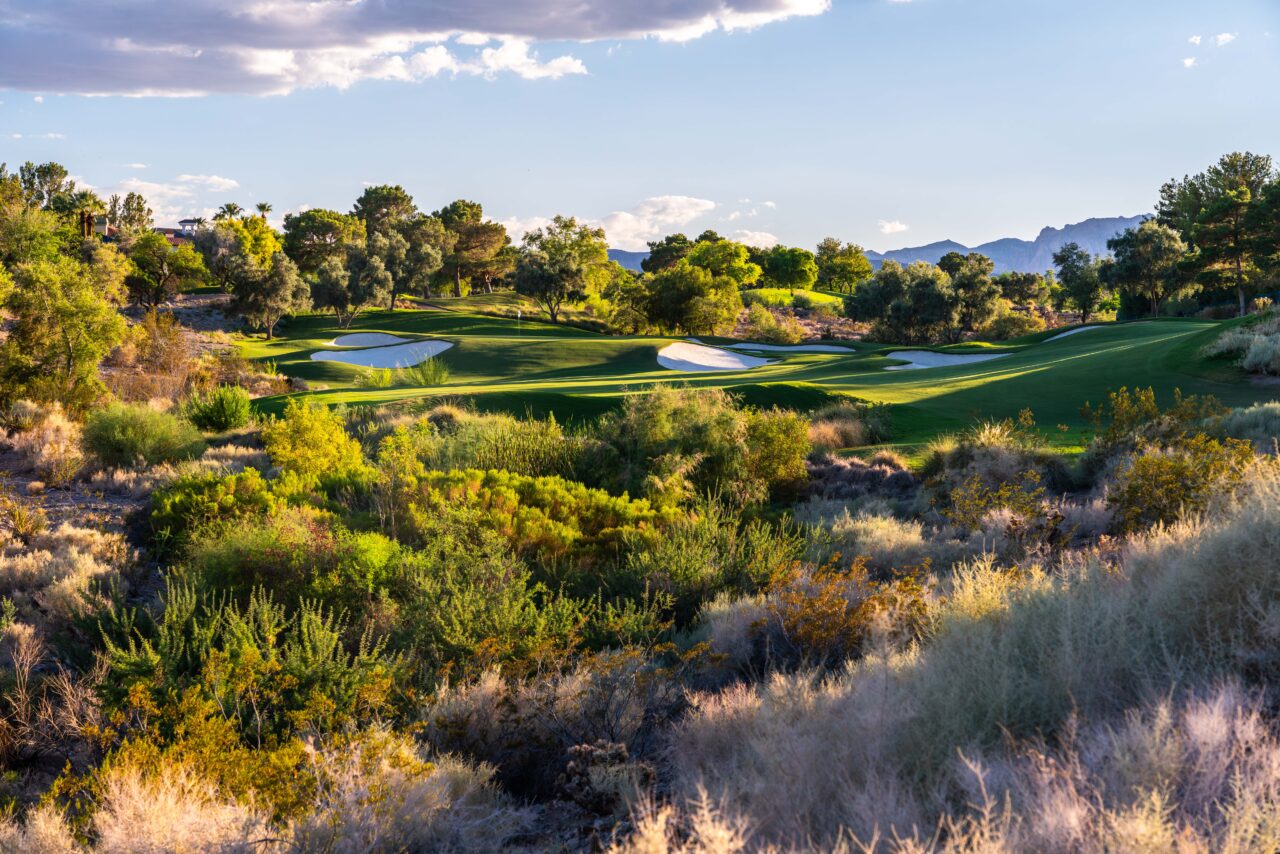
[244,307,1278,448]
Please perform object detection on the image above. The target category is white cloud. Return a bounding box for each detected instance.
[9,131,64,139]
[1214,33,1237,47]
[503,195,718,251]
[599,195,717,251]
[175,173,240,191]
[100,172,243,225]
[499,215,556,242]
[32,95,43,103]
[878,219,909,235]
[0,1,828,96]
[732,230,778,247]
[1183,57,1197,69]
[126,162,148,169]
[762,200,777,208]
[1188,35,1202,45]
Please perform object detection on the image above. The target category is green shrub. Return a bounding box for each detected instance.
[742,289,842,311]
[981,311,1045,341]
[82,402,206,468]
[101,580,400,744]
[1107,434,1255,534]
[592,386,811,506]
[184,385,252,432]
[397,468,679,574]
[149,466,278,554]
[377,410,584,480]
[742,304,806,345]
[399,357,450,387]
[356,367,394,388]
[261,398,366,480]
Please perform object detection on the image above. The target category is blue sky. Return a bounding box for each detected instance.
[2,0,1277,251]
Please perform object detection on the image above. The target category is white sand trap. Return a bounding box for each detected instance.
[658,342,769,372]
[727,342,856,353]
[328,333,413,348]
[1045,326,1100,342]
[883,351,1010,371]
[311,340,454,369]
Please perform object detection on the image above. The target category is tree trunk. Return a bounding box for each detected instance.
[453,269,462,298]
[1239,285,1247,317]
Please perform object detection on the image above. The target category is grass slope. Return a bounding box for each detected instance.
[244,309,1275,447]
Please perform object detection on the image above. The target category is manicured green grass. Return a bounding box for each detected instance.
[243,309,1278,449]
[741,288,844,310]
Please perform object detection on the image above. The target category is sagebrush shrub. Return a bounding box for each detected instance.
[183,384,252,432]
[82,402,206,469]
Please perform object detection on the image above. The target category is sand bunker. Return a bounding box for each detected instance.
[328,333,413,347]
[1045,326,1100,342]
[658,342,769,372]
[727,342,856,353]
[883,351,1010,371]
[311,340,454,369]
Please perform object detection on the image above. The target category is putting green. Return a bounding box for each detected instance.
[242,306,1277,449]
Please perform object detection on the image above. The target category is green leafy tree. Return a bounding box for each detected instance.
[845,261,959,344]
[814,237,873,294]
[313,246,392,327]
[231,252,311,339]
[107,191,153,235]
[1052,243,1106,323]
[1107,220,1191,316]
[125,231,208,309]
[0,254,126,411]
[644,261,743,334]
[994,271,1050,307]
[352,184,416,236]
[1158,152,1276,315]
[433,200,507,297]
[378,215,448,306]
[17,161,73,210]
[685,239,762,287]
[642,233,694,273]
[940,252,1002,338]
[282,208,366,275]
[761,245,818,294]
[514,215,608,323]
[215,202,244,221]
[192,221,245,292]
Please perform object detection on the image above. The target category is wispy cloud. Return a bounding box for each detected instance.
[9,131,65,139]
[502,195,718,251]
[1188,35,1202,45]
[732,229,779,247]
[879,219,909,235]
[1183,57,1197,69]
[1214,32,1237,47]
[0,0,830,96]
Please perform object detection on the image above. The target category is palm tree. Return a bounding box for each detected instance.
[193,217,207,228]
[256,201,273,219]
[215,202,243,221]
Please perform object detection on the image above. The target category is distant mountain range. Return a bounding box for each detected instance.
[607,214,1151,275]
[607,249,649,272]
[864,215,1151,274]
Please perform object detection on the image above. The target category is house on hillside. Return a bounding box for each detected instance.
[153,227,193,247]
[179,218,201,236]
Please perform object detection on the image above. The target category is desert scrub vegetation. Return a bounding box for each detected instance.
[182,384,252,432]
[7,365,1280,850]
[1203,309,1280,375]
[82,402,207,469]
